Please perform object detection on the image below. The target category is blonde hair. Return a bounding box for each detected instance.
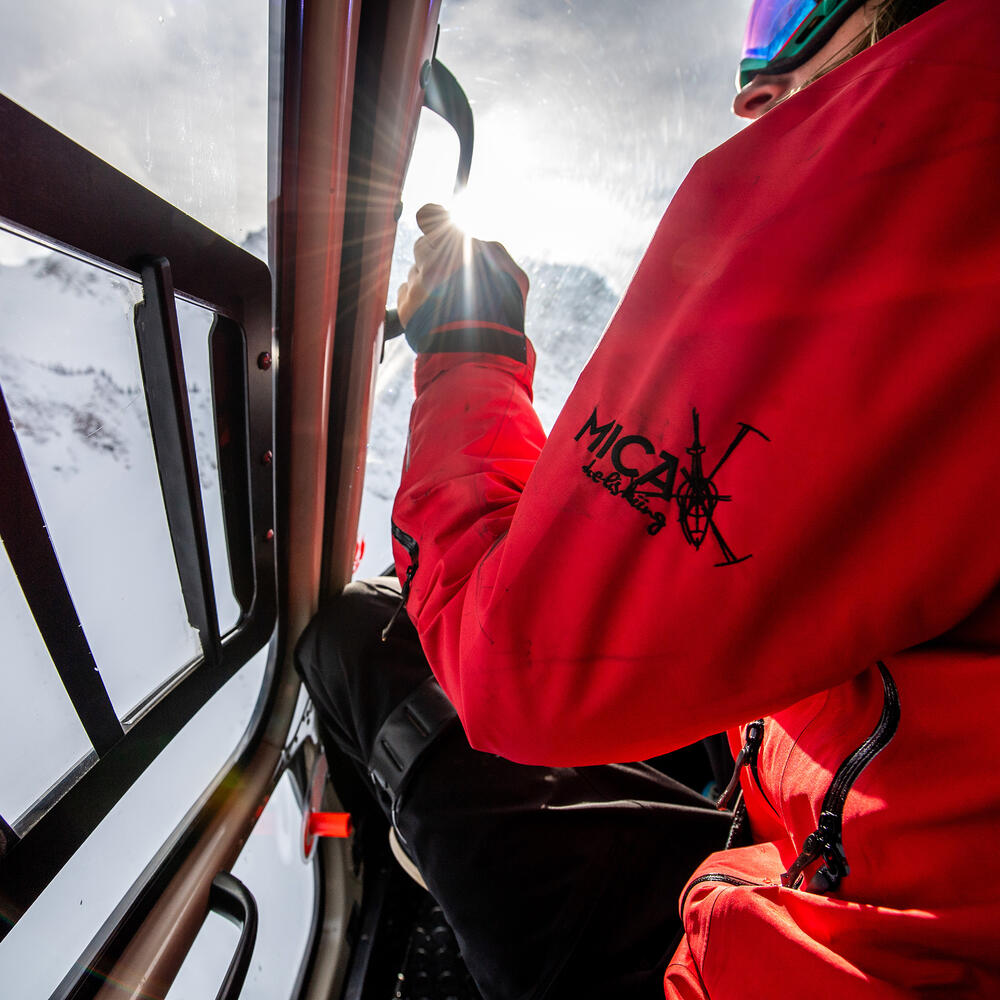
[800,0,946,88]
[868,0,946,43]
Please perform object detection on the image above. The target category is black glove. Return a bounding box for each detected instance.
[397,204,529,362]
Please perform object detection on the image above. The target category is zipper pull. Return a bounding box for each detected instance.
[781,831,820,888]
[811,810,849,890]
[716,720,765,811]
[381,563,417,642]
[780,811,849,891]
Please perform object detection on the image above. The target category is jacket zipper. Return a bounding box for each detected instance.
[680,872,759,914]
[780,661,900,892]
[716,719,778,817]
[382,523,419,642]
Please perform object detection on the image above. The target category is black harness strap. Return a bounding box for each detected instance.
[368,676,458,804]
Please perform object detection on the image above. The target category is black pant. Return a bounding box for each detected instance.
[296,578,733,1000]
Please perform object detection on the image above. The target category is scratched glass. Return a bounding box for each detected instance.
[0,1,269,257]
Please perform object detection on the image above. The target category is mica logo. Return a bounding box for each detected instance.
[574,406,769,564]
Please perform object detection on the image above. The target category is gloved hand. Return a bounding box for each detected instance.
[397,203,530,360]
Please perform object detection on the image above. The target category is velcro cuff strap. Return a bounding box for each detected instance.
[417,323,527,363]
[403,265,526,355]
[368,676,459,802]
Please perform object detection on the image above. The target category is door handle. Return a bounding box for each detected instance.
[421,58,473,195]
[207,871,259,1000]
[384,56,475,346]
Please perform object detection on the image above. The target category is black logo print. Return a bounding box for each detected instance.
[575,406,768,565]
[674,408,769,566]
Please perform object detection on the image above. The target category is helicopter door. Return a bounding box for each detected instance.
[0,3,309,997]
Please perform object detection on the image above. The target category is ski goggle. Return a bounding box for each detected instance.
[738,0,866,90]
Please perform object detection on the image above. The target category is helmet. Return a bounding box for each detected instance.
[738,0,867,89]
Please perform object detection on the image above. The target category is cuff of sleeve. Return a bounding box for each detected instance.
[413,337,537,398]
[403,265,526,354]
[406,320,528,363]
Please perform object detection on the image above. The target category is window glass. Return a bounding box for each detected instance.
[0,539,94,825]
[166,913,241,999]
[0,229,201,718]
[358,0,752,575]
[0,1,269,256]
[166,770,318,1000]
[175,300,242,635]
[0,645,269,998]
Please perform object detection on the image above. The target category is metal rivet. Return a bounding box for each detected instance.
[257,351,272,370]
[262,450,273,466]
[393,201,403,222]
[265,528,275,542]
[419,59,432,89]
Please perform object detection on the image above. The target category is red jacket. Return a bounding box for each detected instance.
[391,0,1000,994]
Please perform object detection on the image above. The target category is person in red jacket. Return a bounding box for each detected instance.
[298,0,1000,996]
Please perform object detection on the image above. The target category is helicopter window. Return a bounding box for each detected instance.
[0,230,203,722]
[357,0,749,576]
[0,0,280,978]
[0,2,269,257]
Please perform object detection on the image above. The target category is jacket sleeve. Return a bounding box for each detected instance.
[391,24,1000,766]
